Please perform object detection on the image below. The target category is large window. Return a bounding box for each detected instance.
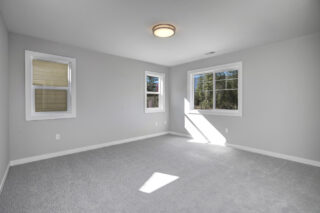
[25,50,76,120]
[145,71,165,113]
[188,62,242,116]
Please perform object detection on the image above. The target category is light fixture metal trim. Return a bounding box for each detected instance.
[152,24,176,38]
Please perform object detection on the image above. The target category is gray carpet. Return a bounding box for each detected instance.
[0,135,319,213]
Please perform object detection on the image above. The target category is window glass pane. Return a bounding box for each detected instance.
[215,70,238,110]
[146,76,159,92]
[215,70,238,80]
[215,72,226,80]
[194,73,213,110]
[35,89,68,112]
[225,70,238,79]
[147,94,159,108]
[215,90,238,110]
[226,79,238,89]
[215,80,226,90]
[33,59,69,87]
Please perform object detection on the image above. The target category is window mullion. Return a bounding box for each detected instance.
[33,85,69,90]
[146,91,160,95]
[213,71,216,110]
[225,78,227,89]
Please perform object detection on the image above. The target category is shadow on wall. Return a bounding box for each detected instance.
[184,98,226,146]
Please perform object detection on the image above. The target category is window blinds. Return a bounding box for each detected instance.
[32,59,69,87]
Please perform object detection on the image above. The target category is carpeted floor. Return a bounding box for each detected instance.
[0,135,320,213]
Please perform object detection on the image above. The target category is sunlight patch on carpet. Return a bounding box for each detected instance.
[139,172,179,193]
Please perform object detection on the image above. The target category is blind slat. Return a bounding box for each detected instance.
[33,60,69,87]
[35,89,68,112]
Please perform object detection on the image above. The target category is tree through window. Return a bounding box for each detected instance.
[189,62,242,116]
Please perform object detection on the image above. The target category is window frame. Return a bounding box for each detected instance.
[25,50,76,121]
[187,62,242,116]
[145,71,165,113]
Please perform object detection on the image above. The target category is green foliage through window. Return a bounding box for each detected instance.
[215,70,238,110]
[194,73,213,109]
[193,70,238,110]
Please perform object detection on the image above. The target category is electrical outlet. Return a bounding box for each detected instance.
[56,134,61,140]
[225,128,229,134]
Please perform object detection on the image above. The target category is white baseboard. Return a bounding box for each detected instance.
[9,130,320,168]
[169,131,320,167]
[10,131,169,166]
[0,164,10,195]
[227,143,320,167]
[168,131,192,138]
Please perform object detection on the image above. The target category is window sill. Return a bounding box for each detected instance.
[187,109,242,117]
[26,112,76,121]
[145,108,165,113]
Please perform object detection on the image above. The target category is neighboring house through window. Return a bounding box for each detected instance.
[145,71,165,113]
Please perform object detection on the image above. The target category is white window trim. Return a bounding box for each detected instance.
[25,50,77,121]
[187,62,242,117]
[145,71,165,113]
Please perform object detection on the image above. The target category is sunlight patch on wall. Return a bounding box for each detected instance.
[184,98,226,146]
[185,116,207,143]
[139,172,179,194]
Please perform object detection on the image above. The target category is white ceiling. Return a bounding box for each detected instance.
[1,0,319,66]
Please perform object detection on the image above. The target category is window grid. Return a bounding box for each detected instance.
[31,61,72,113]
[145,71,165,113]
[188,62,242,116]
[25,50,76,121]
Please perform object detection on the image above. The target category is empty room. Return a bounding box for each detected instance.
[0,0,320,212]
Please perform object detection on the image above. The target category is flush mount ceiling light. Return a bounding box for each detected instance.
[152,24,176,38]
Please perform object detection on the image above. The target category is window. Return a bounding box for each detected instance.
[188,62,242,116]
[145,71,165,113]
[25,50,76,120]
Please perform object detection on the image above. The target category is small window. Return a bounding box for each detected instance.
[188,62,242,116]
[145,71,165,113]
[25,50,76,120]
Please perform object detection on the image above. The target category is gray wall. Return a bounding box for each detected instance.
[169,32,320,162]
[9,33,169,161]
[0,14,9,181]
[7,31,320,163]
